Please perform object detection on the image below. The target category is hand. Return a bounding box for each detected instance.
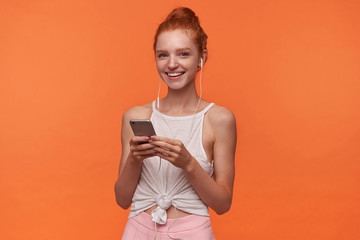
[129,136,156,163]
[149,136,195,171]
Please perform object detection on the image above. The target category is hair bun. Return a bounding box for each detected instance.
[154,7,208,57]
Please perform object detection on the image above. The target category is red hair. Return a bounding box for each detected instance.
[153,7,208,57]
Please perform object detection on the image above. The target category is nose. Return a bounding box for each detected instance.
[168,56,178,69]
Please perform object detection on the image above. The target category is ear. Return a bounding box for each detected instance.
[200,49,208,66]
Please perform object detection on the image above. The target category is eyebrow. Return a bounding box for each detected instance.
[176,48,192,52]
[156,48,192,53]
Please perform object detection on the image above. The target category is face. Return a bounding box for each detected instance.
[155,29,202,90]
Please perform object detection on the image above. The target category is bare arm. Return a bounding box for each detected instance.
[114,106,155,209]
[150,107,236,214]
[186,107,236,214]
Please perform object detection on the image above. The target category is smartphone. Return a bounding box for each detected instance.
[129,120,156,137]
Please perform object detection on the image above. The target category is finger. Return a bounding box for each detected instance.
[150,141,182,153]
[150,140,173,149]
[130,136,150,144]
[153,146,177,158]
[142,154,157,159]
[155,152,175,163]
[131,143,155,153]
[150,136,181,145]
[133,150,157,158]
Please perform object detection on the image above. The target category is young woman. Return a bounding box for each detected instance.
[115,7,237,239]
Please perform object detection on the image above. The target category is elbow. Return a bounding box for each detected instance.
[214,199,232,215]
[116,198,131,210]
[114,182,132,210]
[115,195,131,210]
[214,205,231,215]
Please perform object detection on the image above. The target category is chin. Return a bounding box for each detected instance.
[166,82,186,90]
[162,74,194,90]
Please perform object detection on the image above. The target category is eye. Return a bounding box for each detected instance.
[180,52,190,57]
[157,53,167,58]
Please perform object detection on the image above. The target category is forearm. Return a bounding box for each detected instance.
[185,157,233,215]
[114,155,142,209]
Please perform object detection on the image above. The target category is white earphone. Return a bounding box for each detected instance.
[200,58,203,68]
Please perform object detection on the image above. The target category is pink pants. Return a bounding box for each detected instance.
[122,212,215,240]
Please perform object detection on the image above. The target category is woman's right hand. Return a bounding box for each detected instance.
[115,105,154,209]
[129,136,157,163]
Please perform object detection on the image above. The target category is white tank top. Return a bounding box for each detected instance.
[129,101,215,224]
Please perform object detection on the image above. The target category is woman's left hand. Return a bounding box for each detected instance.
[149,136,194,171]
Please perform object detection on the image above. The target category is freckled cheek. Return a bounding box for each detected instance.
[187,64,199,73]
[156,63,166,73]
[183,59,199,69]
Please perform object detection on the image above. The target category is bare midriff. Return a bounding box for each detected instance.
[144,205,191,219]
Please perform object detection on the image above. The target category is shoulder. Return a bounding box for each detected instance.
[206,104,237,148]
[122,102,153,122]
[207,104,236,128]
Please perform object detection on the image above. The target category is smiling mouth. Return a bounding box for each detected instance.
[167,72,185,77]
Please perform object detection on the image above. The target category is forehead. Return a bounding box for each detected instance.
[156,29,197,51]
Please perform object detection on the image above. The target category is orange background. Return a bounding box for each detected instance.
[1,0,359,239]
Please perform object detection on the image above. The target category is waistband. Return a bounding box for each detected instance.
[131,212,211,233]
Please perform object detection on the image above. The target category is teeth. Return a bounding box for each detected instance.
[168,72,183,77]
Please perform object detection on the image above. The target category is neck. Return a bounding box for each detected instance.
[160,82,200,115]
